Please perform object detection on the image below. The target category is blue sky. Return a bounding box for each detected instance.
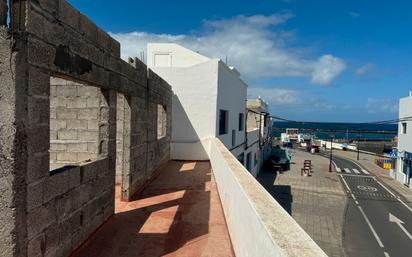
[69,0,412,122]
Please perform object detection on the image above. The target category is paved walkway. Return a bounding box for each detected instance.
[71,161,234,257]
[333,150,412,204]
[257,149,347,257]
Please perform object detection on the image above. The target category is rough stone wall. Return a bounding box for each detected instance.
[0,1,172,257]
[116,94,125,184]
[50,77,106,169]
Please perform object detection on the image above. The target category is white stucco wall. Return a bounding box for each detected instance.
[148,43,210,68]
[216,61,247,149]
[209,138,328,257]
[396,94,412,186]
[149,60,219,160]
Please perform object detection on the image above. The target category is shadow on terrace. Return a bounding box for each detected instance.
[71,161,234,257]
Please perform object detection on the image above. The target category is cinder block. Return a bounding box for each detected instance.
[50,119,66,130]
[56,84,77,97]
[27,37,56,69]
[81,163,97,183]
[56,192,72,220]
[27,202,57,239]
[59,211,81,245]
[67,120,88,130]
[27,179,46,212]
[59,0,80,30]
[77,108,98,120]
[77,85,98,97]
[50,130,58,140]
[57,109,77,119]
[28,66,50,97]
[68,166,81,189]
[66,97,87,109]
[87,142,98,153]
[67,142,88,152]
[50,143,66,152]
[79,15,98,44]
[45,172,69,202]
[28,96,50,126]
[86,97,100,108]
[87,120,98,130]
[77,131,97,141]
[57,152,78,162]
[28,126,50,154]
[44,223,60,256]
[27,233,45,257]
[58,130,78,140]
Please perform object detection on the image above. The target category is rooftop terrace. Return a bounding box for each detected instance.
[71,161,234,257]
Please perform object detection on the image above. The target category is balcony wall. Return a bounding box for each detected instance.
[209,138,328,257]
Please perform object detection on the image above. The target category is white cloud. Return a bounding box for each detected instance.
[356,63,376,76]
[110,13,345,85]
[366,98,398,113]
[247,87,300,106]
[311,55,346,85]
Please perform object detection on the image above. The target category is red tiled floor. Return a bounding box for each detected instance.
[71,161,235,257]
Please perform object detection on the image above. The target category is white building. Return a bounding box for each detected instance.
[395,92,412,188]
[147,43,269,176]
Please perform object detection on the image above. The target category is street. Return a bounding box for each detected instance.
[319,151,412,257]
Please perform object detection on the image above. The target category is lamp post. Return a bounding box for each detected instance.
[329,136,334,172]
[357,131,360,161]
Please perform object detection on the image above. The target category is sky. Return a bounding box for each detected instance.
[69,0,412,123]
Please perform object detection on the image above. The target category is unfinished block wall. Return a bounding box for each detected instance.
[0,1,172,257]
[50,77,107,169]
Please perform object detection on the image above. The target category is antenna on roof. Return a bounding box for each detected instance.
[225,56,228,65]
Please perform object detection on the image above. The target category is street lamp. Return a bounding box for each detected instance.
[329,136,334,172]
[357,131,360,161]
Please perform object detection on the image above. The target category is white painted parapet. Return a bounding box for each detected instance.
[209,138,328,257]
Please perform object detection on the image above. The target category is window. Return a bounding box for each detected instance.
[219,110,228,135]
[254,153,258,166]
[238,113,244,131]
[232,129,236,146]
[402,122,407,134]
[246,152,252,172]
[157,104,167,139]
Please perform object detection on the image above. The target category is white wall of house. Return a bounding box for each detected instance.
[148,43,248,162]
[396,93,412,187]
[216,61,247,150]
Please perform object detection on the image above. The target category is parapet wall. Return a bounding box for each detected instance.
[209,138,328,257]
[0,1,172,256]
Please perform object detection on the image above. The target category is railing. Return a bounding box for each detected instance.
[209,138,327,257]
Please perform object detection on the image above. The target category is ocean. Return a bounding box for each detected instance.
[273,121,398,141]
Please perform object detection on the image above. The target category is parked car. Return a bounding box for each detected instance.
[306,145,320,153]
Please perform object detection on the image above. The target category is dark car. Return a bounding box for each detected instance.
[306,145,320,153]
[283,142,293,148]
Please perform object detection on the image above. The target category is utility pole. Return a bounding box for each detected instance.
[357,131,360,161]
[329,136,334,172]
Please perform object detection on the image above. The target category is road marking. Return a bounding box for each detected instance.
[361,169,370,175]
[374,178,412,213]
[336,167,341,172]
[384,252,390,257]
[389,213,412,240]
[355,200,359,205]
[352,168,361,174]
[340,175,351,191]
[358,206,385,248]
[344,168,351,173]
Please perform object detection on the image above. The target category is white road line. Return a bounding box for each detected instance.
[336,167,341,172]
[344,168,351,174]
[340,175,351,191]
[384,251,390,257]
[361,169,370,175]
[374,178,412,213]
[358,206,385,248]
[355,200,359,205]
[352,168,361,174]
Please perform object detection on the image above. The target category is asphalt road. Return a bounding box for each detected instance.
[319,150,412,257]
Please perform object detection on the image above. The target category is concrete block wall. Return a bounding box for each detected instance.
[0,1,172,257]
[50,77,106,169]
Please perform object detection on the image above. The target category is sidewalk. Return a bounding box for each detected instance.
[332,150,412,203]
[257,149,347,257]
